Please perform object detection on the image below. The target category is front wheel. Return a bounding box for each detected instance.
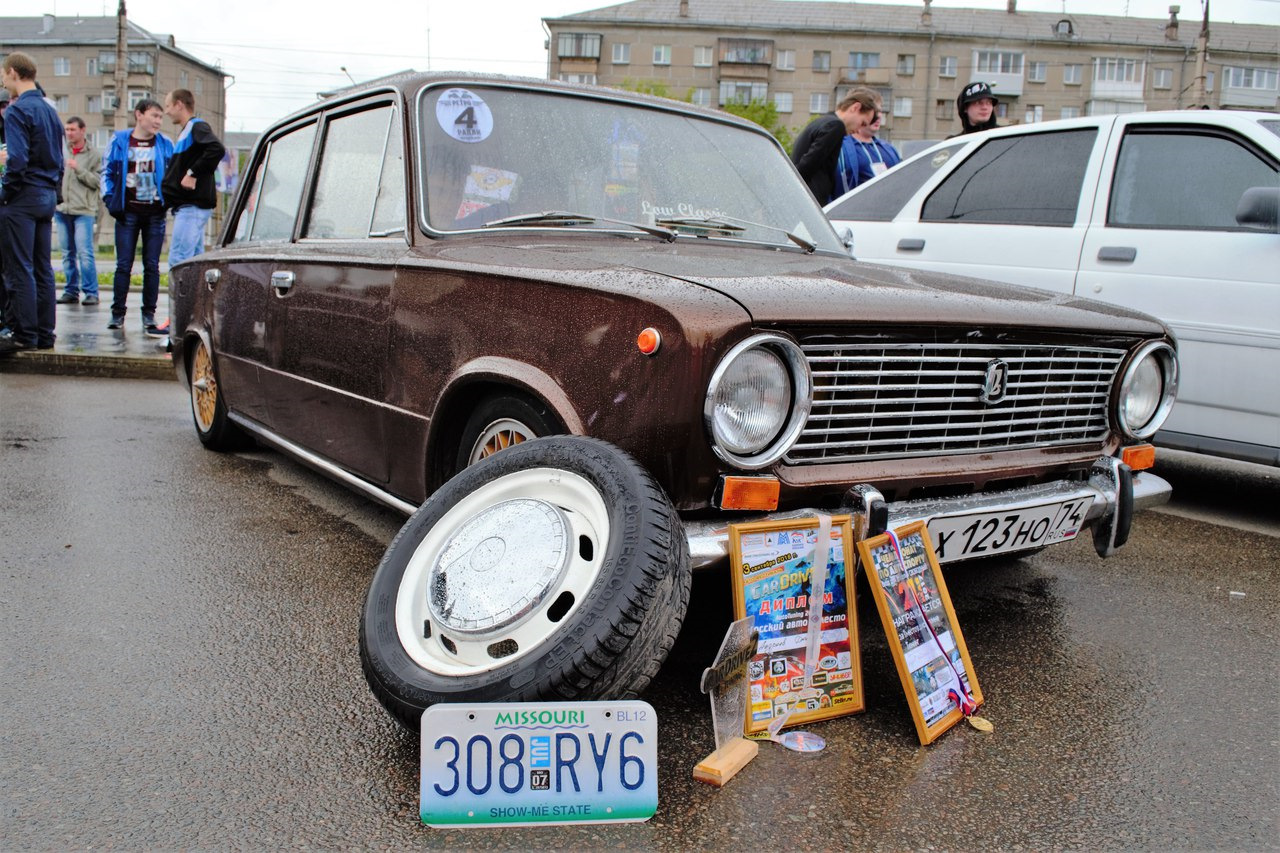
[188,337,250,451]
[360,436,691,730]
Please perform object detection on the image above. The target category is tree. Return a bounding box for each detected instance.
[722,99,795,154]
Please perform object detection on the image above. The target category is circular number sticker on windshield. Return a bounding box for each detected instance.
[436,88,493,144]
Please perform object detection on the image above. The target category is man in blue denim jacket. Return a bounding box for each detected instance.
[0,53,64,354]
[101,99,173,335]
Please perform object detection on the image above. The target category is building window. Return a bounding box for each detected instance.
[936,99,952,120]
[127,51,155,74]
[1206,71,1215,92]
[86,94,101,113]
[53,94,69,112]
[1152,68,1173,89]
[849,52,880,70]
[1025,105,1044,123]
[776,49,795,71]
[996,103,1008,119]
[1087,99,1146,115]
[976,50,1023,75]
[1055,19,1074,36]
[653,44,672,65]
[557,33,601,59]
[719,80,768,106]
[1226,66,1280,91]
[893,97,913,117]
[896,55,915,75]
[127,90,152,110]
[195,77,203,94]
[939,56,957,78]
[691,88,712,106]
[1061,106,1081,119]
[1094,58,1143,84]
[612,43,630,64]
[1064,64,1083,85]
[813,51,831,72]
[558,73,597,85]
[102,90,117,113]
[720,39,773,65]
[97,51,115,73]
[810,93,829,113]
[53,57,71,76]
[86,57,98,76]
[94,129,112,149]
[693,45,713,67]
[774,91,793,112]
[1028,61,1047,82]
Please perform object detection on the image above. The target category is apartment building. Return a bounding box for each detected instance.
[544,0,1280,143]
[1,13,227,150]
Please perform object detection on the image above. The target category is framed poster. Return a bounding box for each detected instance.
[857,521,983,745]
[729,516,863,735]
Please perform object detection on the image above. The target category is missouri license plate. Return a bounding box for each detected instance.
[420,701,658,827]
[927,496,1092,562]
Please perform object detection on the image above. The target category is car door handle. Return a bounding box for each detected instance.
[271,270,295,296]
[204,268,220,291]
[897,238,925,252]
[1097,246,1137,263]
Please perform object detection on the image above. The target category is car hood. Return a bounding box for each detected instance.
[477,239,1167,335]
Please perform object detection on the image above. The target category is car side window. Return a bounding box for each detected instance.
[244,122,318,242]
[1108,128,1278,230]
[306,104,405,239]
[921,129,1097,227]
[371,108,406,237]
[826,142,967,221]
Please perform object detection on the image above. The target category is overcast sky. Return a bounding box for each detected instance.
[11,0,1277,132]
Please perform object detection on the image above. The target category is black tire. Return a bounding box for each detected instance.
[188,336,252,451]
[453,393,563,473]
[360,436,691,731]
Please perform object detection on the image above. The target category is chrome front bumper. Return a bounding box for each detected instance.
[684,457,1170,570]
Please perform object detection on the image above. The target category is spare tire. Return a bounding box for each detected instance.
[359,436,691,730]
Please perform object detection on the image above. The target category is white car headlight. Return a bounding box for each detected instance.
[705,334,812,469]
[1117,341,1178,440]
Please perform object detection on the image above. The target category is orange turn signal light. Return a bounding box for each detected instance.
[1121,444,1156,471]
[719,476,781,511]
[637,327,662,356]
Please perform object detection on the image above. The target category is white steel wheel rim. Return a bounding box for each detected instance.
[468,418,537,465]
[190,341,217,433]
[395,467,610,677]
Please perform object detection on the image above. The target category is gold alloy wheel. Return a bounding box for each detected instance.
[190,340,218,433]
[468,418,536,465]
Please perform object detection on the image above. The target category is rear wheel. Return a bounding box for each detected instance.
[189,337,250,451]
[360,436,691,730]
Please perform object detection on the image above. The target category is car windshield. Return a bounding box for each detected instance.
[419,84,842,252]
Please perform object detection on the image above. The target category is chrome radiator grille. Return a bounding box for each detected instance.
[786,338,1127,464]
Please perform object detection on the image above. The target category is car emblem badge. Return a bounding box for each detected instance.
[980,359,1009,405]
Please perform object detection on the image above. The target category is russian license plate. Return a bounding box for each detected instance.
[927,496,1092,562]
[420,701,658,827]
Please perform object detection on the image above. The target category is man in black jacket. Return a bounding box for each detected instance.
[162,88,225,268]
[790,87,879,204]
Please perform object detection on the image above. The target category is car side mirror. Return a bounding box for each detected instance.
[1235,186,1279,233]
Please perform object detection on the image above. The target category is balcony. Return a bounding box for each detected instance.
[838,67,891,85]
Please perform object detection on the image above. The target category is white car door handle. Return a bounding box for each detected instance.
[897,238,925,252]
[271,270,295,295]
[1097,246,1137,263]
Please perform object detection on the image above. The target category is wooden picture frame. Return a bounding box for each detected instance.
[857,521,983,745]
[728,516,863,735]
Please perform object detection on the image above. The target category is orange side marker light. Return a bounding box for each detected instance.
[637,327,662,356]
[1121,444,1156,471]
[720,476,781,511]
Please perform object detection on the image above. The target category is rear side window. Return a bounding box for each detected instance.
[305,104,405,239]
[1108,128,1278,230]
[922,129,1097,226]
[232,122,318,243]
[826,142,966,222]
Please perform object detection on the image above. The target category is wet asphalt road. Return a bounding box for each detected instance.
[2,375,1277,850]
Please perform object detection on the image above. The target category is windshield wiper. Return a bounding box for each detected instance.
[482,210,675,242]
[653,216,746,235]
[704,214,817,254]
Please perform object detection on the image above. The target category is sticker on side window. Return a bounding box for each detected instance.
[437,88,493,143]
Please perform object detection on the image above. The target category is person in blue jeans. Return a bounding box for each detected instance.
[54,116,102,305]
[0,52,64,355]
[101,99,172,335]
[162,88,224,269]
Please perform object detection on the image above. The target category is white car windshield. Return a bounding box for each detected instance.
[419,84,842,253]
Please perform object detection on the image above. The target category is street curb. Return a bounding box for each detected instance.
[0,351,176,382]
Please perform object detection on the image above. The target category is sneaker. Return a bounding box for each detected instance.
[56,293,79,304]
[144,320,166,338]
[0,328,34,354]
[81,296,100,306]
[107,316,124,330]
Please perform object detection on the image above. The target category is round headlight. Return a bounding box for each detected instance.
[705,334,812,469]
[1117,342,1178,439]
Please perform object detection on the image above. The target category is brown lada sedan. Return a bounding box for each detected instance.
[170,73,1178,726]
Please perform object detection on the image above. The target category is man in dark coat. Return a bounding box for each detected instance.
[790,87,879,204]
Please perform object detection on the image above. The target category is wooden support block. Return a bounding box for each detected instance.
[692,737,759,787]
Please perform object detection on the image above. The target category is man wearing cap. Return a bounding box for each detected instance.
[790,87,880,204]
[952,81,1000,137]
[0,52,64,354]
